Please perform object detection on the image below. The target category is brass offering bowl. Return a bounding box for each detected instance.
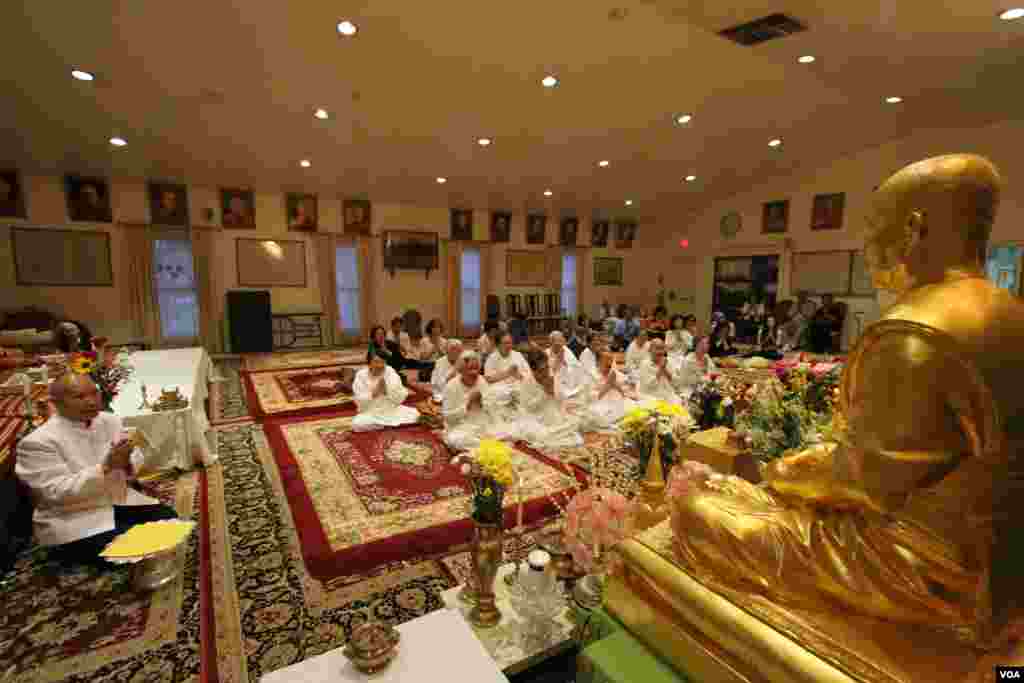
[343,622,400,674]
[131,550,179,592]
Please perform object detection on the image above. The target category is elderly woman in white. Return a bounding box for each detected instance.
[624,329,651,379]
[546,330,585,402]
[580,351,640,433]
[352,352,420,431]
[675,335,718,399]
[578,332,606,377]
[514,350,584,451]
[430,339,463,401]
[483,332,531,422]
[442,351,514,451]
[636,340,683,405]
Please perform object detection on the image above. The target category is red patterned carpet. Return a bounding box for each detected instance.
[242,365,358,418]
[263,416,584,579]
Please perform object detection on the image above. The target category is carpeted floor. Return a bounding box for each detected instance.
[243,365,357,418]
[242,349,369,372]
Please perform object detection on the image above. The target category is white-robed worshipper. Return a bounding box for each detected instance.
[580,351,640,433]
[352,352,420,431]
[421,318,449,361]
[514,350,584,450]
[665,314,694,366]
[546,330,585,401]
[430,339,463,400]
[676,336,718,398]
[624,329,652,379]
[483,332,531,421]
[442,351,514,451]
[578,332,606,377]
[385,316,413,357]
[636,340,683,405]
[15,374,177,565]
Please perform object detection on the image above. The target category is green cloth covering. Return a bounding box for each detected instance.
[573,605,623,649]
[579,630,692,683]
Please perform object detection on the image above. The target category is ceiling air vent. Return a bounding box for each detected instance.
[719,13,806,46]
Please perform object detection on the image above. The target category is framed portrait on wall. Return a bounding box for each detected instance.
[148,182,189,226]
[451,209,474,241]
[0,170,26,219]
[287,193,318,232]
[490,211,511,243]
[221,188,256,228]
[593,256,623,286]
[559,217,578,246]
[811,192,845,231]
[526,214,546,245]
[762,199,789,234]
[614,221,636,248]
[65,175,112,223]
[591,220,609,247]
[343,199,372,235]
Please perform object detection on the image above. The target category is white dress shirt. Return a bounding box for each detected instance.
[16,413,158,546]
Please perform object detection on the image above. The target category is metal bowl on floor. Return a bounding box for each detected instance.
[130,550,179,592]
[343,622,401,674]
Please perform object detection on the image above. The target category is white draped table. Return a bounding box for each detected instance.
[108,347,217,471]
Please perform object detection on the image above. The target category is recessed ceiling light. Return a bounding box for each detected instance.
[684,175,697,183]
[798,55,816,64]
[314,108,329,120]
[71,69,95,82]
[999,7,1024,20]
[337,20,358,36]
[885,96,903,104]
[300,159,312,168]
[541,75,558,88]
[624,200,633,206]
[109,137,127,147]
[543,190,553,197]
[598,160,610,167]
[768,138,783,147]
[675,113,693,125]
[436,177,447,184]
[477,137,492,146]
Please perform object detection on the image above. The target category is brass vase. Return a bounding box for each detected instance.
[468,521,503,628]
[634,435,670,531]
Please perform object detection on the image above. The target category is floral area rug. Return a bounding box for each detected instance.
[0,385,47,418]
[211,423,456,680]
[243,366,358,418]
[242,349,368,372]
[262,416,582,579]
[208,358,252,425]
[0,473,208,683]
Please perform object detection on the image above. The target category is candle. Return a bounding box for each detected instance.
[516,472,523,530]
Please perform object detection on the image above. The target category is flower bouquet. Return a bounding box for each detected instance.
[687,380,735,431]
[69,348,134,411]
[619,401,691,477]
[451,439,515,525]
[563,487,633,574]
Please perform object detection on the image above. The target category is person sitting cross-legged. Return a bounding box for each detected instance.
[514,349,584,451]
[483,332,531,422]
[15,373,177,566]
[430,339,464,401]
[637,339,683,405]
[442,351,514,451]
[580,351,640,433]
[352,352,420,431]
[546,330,585,403]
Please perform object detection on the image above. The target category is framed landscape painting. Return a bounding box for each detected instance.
[594,256,623,286]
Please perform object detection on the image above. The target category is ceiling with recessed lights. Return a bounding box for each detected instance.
[0,0,1022,224]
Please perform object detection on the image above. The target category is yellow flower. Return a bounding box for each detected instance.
[70,357,95,375]
[483,487,493,497]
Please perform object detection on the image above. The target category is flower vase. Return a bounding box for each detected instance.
[468,521,504,628]
[635,435,669,531]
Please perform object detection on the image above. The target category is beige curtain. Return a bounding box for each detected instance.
[316,234,340,345]
[479,243,492,331]
[190,226,220,352]
[576,247,587,319]
[445,240,462,337]
[358,236,373,345]
[120,223,160,347]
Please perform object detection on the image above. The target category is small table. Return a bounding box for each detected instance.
[260,608,508,683]
[442,564,577,675]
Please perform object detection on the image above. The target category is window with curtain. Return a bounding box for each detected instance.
[461,247,482,332]
[152,233,199,342]
[561,252,577,316]
[335,245,362,335]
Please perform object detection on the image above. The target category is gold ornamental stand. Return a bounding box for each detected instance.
[634,436,668,531]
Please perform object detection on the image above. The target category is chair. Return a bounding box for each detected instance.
[525,294,540,318]
[505,294,521,317]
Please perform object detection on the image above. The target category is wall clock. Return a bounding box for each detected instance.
[720,211,742,239]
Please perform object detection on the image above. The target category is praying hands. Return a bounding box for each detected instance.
[373,379,387,398]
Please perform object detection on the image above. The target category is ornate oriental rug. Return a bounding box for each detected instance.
[263,416,582,579]
[0,472,217,683]
[208,358,252,425]
[0,385,47,417]
[243,365,358,418]
[242,349,368,372]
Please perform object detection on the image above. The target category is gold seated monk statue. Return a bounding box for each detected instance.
[606,154,1024,682]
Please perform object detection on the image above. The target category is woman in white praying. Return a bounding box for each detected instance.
[677,336,718,397]
[665,314,694,365]
[546,330,584,401]
[514,350,584,450]
[352,352,420,431]
[430,339,463,400]
[636,340,683,405]
[442,351,514,451]
[578,332,605,377]
[580,351,639,433]
[624,329,651,378]
[483,332,531,421]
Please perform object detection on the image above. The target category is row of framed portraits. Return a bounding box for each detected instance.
[0,170,638,246]
[761,192,846,234]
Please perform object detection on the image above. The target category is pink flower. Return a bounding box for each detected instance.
[666,461,715,498]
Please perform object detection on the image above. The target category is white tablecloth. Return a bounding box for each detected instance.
[261,609,508,683]
[109,347,217,471]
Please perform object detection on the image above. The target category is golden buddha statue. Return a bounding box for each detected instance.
[604,154,1024,682]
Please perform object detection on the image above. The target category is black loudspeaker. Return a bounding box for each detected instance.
[227,290,272,353]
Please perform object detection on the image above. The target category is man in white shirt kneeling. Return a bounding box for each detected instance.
[16,374,177,566]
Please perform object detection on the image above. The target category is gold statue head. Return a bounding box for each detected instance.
[865,154,1001,303]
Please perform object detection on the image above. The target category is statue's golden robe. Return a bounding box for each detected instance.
[671,275,1024,649]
